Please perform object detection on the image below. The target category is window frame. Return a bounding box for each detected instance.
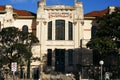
[55,20,65,40]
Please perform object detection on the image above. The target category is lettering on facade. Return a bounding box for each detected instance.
[48,12,72,18]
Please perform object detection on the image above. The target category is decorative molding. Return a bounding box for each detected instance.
[73,21,77,25]
[36,21,39,25]
[81,20,84,25]
[43,21,47,25]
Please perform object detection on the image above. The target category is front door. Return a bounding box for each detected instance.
[55,49,65,72]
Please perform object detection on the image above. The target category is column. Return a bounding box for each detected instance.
[52,20,55,40]
[65,21,68,40]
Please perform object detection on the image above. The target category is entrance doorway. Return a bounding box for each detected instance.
[32,68,40,79]
[55,49,65,72]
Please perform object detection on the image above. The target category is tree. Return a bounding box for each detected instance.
[0,27,39,78]
[87,9,120,63]
[87,8,120,79]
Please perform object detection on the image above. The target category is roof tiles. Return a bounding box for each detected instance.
[13,9,36,16]
[0,5,36,16]
[0,6,5,11]
[84,9,108,17]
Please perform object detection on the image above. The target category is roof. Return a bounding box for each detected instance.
[0,5,36,17]
[84,9,108,17]
[13,9,36,16]
[0,6,5,11]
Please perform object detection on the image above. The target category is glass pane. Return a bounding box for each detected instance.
[68,49,73,66]
[22,25,28,32]
[68,22,73,40]
[55,20,65,40]
[48,21,52,40]
[47,49,52,66]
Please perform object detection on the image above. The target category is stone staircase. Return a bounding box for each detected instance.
[42,73,75,80]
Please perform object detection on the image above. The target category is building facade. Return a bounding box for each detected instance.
[0,0,118,79]
[0,5,36,31]
[36,0,85,72]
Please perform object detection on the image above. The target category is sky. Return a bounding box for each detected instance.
[0,0,120,14]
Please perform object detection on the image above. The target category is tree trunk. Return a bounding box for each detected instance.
[27,58,30,79]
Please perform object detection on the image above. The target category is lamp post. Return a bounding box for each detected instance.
[99,60,104,80]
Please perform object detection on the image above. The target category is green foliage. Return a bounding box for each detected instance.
[0,27,39,68]
[87,9,120,59]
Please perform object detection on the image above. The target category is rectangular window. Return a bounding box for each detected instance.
[47,49,52,66]
[48,21,52,40]
[68,49,73,66]
[55,20,65,40]
[55,49,65,72]
[68,22,73,40]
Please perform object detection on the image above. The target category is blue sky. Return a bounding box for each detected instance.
[0,0,120,14]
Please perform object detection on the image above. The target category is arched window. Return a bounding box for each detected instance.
[55,20,65,40]
[22,25,28,32]
[48,21,52,40]
[68,21,73,40]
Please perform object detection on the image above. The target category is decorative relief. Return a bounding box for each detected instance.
[43,21,47,25]
[81,20,84,25]
[73,21,77,25]
[48,12,72,18]
[3,19,13,23]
